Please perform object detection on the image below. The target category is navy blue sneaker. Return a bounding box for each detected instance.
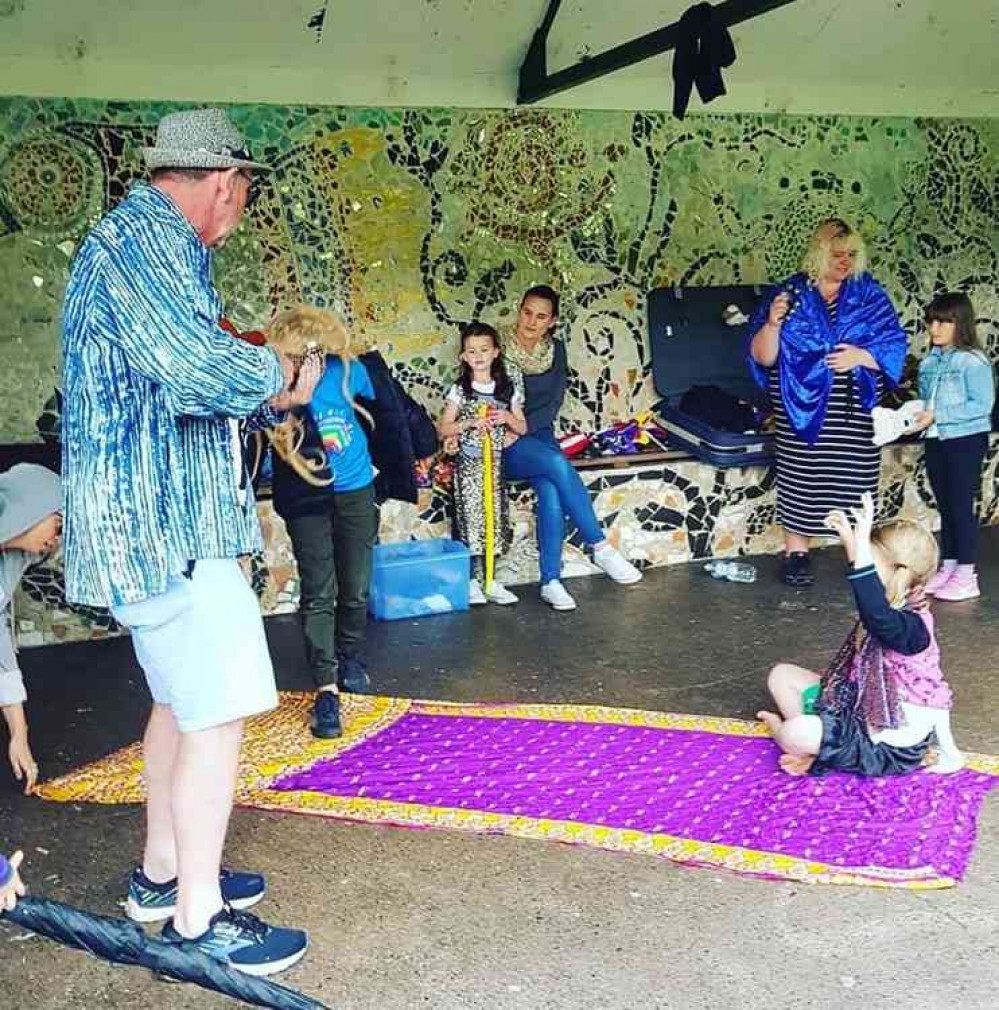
[162,907,308,977]
[336,649,371,694]
[126,867,265,924]
[311,690,343,739]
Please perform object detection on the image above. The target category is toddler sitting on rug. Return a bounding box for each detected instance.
[757,492,964,777]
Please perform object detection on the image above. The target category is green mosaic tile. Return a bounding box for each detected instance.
[0,99,997,443]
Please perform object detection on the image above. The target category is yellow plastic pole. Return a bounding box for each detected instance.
[479,403,495,587]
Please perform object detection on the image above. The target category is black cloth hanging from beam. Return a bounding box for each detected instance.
[672,3,738,119]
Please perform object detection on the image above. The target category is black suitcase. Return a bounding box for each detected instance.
[647,284,775,467]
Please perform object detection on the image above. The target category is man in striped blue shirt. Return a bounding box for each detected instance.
[62,109,308,976]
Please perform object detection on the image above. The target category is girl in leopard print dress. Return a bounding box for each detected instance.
[439,323,527,606]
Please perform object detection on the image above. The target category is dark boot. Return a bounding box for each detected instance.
[311,690,343,739]
[336,650,371,694]
[781,551,813,587]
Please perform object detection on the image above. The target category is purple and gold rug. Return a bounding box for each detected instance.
[38,693,999,889]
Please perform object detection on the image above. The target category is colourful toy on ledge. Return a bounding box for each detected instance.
[586,411,671,457]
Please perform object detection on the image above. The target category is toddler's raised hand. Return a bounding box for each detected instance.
[850,492,875,543]
[824,510,849,538]
[849,492,876,568]
[825,509,856,561]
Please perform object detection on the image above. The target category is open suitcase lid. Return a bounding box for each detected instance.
[647,284,771,406]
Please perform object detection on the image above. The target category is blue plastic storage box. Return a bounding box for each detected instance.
[368,539,470,621]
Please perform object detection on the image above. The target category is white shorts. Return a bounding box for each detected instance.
[111,559,278,733]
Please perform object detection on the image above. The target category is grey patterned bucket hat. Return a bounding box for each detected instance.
[142,108,271,172]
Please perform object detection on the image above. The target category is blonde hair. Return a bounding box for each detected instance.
[801,218,868,282]
[261,305,373,487]
[871,520,939,606]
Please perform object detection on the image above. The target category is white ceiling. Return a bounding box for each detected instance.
[1,0,998,116]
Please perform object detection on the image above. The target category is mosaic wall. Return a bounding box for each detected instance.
[1,98,997,645]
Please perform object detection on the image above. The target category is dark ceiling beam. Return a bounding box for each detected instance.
[518,0,801,105]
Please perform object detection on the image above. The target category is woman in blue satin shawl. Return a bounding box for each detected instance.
[748,218,907,587]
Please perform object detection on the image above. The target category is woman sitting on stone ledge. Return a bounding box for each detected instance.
[501,285,642,612]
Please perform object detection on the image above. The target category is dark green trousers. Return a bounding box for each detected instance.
[285,484,378,689]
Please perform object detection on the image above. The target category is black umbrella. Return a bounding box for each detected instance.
[3,897,330,1010]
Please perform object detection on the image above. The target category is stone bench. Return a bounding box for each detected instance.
[13,439,999,646]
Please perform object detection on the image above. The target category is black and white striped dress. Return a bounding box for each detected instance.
[769,301,882,537]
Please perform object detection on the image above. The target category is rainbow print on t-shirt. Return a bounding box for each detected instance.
[318,414,352,455]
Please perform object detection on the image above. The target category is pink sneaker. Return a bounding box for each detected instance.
[925,566,956,596]
[934,571,980,602]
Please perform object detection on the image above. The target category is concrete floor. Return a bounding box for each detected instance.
[2,533,998,1010]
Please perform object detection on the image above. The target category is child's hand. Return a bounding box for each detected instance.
[849,492,876,568]
[824,510,851,539]
[8,732,38,795]
[825,509,857,561]
[0,851,25,912]
[850,492,875,544]
[906,584,929,612]
[288,354,323,406]
[488,406,513,426]
[913,409,934,431]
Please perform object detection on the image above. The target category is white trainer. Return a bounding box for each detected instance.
[485,581,519,606]
[540,579,577,611]
[593,543,642,584]
[468,578,488,605]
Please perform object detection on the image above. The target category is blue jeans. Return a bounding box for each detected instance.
[924,433,989,564]
[503,429,604,584]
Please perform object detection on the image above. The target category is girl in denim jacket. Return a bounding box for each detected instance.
[915,293,995,601]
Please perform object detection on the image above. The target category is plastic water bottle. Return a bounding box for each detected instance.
[704,560,757,584]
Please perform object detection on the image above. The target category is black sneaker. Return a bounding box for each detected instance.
[782,551,814,587]
[126,867,265,924]
[162,907,308,977]
[311,690,343,739]
[336,650,371,694]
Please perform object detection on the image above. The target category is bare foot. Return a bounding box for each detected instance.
[779,753,815,776]
[924,749,965,775]
[757,710,783,735]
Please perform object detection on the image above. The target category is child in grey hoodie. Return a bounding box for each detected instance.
[1,464,62,794]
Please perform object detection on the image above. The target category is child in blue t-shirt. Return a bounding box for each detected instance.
[310,355,375,492]
[265,307,378,741]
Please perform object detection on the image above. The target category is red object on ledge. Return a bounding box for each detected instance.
[558,432,592,458]
[219,316,267,346]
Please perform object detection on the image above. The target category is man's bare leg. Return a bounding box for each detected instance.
[170,718,244,938]
[141,703,181,882]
